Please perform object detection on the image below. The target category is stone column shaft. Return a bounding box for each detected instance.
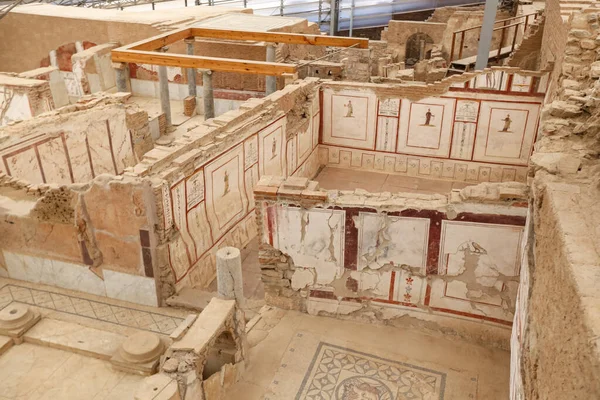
[158,47,172,128]
[113,62,129,93]
[185,38,197,97]
[265,45,277,95]
[216,247,245,307]
[202,70,215,120]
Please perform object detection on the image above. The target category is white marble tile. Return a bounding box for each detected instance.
[37,137,72,184]
[3,251,106,297]
[86,119,115,175]
[104,269,158,307]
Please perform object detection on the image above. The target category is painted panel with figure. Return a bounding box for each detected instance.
[473,101,540,165]
[429,220,524,322]
[322,88,378,150]
[258,118,285,177]
[204,143,248,240]
[397,98,455,157]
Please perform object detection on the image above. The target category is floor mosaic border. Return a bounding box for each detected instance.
[0,284,184,335]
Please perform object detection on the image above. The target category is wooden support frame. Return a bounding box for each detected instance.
[111,26,369,76]
[189,28,369,49]
[111,49,297,75]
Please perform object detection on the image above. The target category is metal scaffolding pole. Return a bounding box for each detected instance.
[475,0,499,70]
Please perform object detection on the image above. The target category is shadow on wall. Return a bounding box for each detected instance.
[405,32,434,66]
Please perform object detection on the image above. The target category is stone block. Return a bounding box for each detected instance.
[23,318,124,360]
[549,101,582,118]
[169,314,199,341]
[282,177,309,190]
[170,298,235,354]
[111,332,166,375]
[0,303,41,339]
[591,62,600,79]
[0,335,14,356]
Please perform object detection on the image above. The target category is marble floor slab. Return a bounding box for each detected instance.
[0,343,144,400]
[315,167,474,195]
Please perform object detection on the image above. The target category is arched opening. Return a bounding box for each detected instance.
[202,330,238,380]
[405,33,434,67]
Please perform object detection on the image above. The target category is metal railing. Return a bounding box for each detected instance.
[449,11,540,62]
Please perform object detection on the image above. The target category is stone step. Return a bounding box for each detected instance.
[23,318,125,360]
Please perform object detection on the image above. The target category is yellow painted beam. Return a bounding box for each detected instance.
[191,28,369,49]
[127,27,193,51]
[111,49,297,75]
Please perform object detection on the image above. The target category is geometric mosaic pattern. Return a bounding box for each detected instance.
[296,342,447,400]
[0,284,184,335]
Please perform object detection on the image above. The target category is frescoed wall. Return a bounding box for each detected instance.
[320,69,547,183]
[156,80,322,292]
[255,178,529,344]
[0,101,148,184]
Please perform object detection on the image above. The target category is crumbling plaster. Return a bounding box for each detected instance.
[255,177,528,349]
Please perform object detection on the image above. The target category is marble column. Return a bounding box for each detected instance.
[216,247,245,307]
[202,69,215,119]
[158,47,172,129]
[265,44,277,95]
[184,38,197,97]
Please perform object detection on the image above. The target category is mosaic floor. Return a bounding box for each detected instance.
[264,330,478,400]
[296,341,446,400]
[0,284,184,335]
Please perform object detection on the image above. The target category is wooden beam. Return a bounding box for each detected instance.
[111,49,297,75]
[190,28,369,49]
[127,28,193,51]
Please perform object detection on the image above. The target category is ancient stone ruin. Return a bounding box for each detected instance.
[0,0,598,398]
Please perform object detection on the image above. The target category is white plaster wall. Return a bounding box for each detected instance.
[0,87,32,126]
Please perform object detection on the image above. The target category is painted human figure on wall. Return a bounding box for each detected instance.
[271,137,277,159]
[223,170,230,197]
[344,100,354,117]
[501,114,512,132]
[423,108,435,126]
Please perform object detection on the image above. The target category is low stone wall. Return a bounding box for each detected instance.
[254,176,529,348]
[135,297,248,400]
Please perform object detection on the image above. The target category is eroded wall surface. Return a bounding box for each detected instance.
[320,69,548,184]
[0,173,161,306]
[510,5,600,399]
[0,94,152,184]
[255,177,528,347]
[0,75,54,126]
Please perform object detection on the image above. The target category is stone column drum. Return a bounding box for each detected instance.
[216,247,245,307]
